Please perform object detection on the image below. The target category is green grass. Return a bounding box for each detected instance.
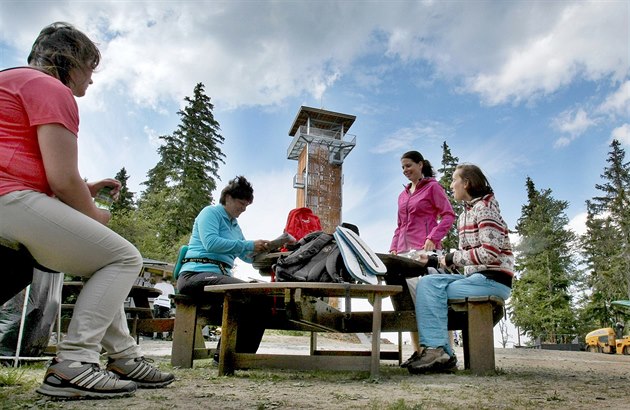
[0,367,27,387]
[0,364,45,408]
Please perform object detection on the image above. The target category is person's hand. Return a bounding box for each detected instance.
[87,178,122,200]
[253,240,269,253]
[423,239,436,252]
[417,252,429,265]
[95,208,112,225]
[438,256,448,269]
[390,250,397,255]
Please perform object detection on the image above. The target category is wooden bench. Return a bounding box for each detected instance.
[171,281,504,376]
[341,295,505,373]
[61,282,174,340]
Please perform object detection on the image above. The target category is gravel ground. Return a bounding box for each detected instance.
[3,332,630,409]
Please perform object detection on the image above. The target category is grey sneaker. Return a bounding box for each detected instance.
[407,347,452,374]
[36,358,137,399]
[106,356,175,388]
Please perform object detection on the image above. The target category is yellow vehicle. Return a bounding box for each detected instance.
[585,300,630,355]
[585,327,630,354]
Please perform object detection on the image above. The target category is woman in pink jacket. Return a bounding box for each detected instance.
[388,150,455,367]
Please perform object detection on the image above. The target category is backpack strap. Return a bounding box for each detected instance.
[173,245,188,280]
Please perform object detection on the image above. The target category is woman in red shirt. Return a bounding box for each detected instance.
[0,22,173,399]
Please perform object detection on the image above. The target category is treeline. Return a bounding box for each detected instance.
[109,82,629,342]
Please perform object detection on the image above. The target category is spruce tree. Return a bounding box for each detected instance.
[139,83,225,258]
[437,141,460,252]
[510,177,578,343]
[111,167,135,214]
[580,139,630,325]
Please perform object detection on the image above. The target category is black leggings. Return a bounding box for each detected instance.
[177,271,268,353]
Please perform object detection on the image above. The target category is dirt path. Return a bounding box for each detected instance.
[4,333,630,409]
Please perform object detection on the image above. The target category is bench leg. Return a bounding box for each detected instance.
[465,301,495,374]
[171,301,199,368]
[310,332,318,355]
[217,294,237,376]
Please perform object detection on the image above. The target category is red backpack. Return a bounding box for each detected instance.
[283,207,322,241]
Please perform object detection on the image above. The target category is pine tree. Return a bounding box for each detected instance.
[111,167,135,214]
[139,83,225,258]
[580,139,630,326]
[437,141,461,252]
[510,177,578,343]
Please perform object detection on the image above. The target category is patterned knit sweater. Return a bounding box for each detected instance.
[445,193,514,284]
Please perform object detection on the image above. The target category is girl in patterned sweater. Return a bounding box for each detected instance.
[407,163,514,374]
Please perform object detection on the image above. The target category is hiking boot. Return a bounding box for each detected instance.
[438,353,458,372]
[36,358,137,400]
[106,357,175,388]
[407,347,451,374]
[400,348,424,368]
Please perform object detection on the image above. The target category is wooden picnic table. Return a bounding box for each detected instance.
[204,282,402,378]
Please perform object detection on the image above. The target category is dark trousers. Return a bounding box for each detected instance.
[177,271,268,353]
[152,305,172,339]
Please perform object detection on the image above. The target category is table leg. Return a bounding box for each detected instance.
[370,292,383,378]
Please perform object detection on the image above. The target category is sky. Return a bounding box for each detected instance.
[1,1,629,347]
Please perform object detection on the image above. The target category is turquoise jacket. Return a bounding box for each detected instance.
[181,205,255,276]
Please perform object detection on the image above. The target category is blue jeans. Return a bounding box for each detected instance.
[415,273,511,356]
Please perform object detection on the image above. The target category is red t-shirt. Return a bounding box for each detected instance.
[0,67,79,196]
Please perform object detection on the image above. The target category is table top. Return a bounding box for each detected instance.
[204,282,402,298]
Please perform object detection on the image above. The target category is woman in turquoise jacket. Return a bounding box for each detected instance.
[177,176,270,353]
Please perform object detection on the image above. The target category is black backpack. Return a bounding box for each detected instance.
[274,231,354,283]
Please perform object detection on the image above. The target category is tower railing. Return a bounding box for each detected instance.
[287,125,356,161]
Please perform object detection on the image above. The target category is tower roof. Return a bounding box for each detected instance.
[288,106,356,137]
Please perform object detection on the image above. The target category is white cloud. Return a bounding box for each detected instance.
[3,1,625,112]
[371,122,453,154]
[464,1,628,106]
[612,124,630,146]
[144,126,162,149]
[552,108,596,147]
[568,212,588,236]
[229,168,296,281]
[598,81,630,118]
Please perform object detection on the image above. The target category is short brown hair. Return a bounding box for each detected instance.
[27,22,100,86]
[219,176,254,205]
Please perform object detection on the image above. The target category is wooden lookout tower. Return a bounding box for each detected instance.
[287,106,356,233]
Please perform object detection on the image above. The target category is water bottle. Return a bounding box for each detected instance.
[94,186,114,210]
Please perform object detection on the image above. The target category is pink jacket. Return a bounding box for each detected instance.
[390,177,456,253]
